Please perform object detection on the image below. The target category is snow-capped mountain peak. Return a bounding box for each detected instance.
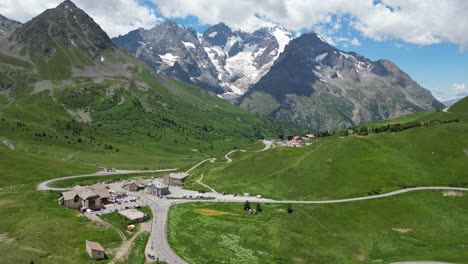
[114,21,293,96]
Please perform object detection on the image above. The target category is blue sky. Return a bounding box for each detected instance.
[145,1,468,101]
[1,0,467,100]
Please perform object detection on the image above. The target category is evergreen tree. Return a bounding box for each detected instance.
[256,203,262,212]
[244,200,251,211]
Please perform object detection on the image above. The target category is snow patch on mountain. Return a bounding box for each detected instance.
[317,34,327,43]
[202,25,293,96]
[271,27,291,53]
[159,53,179,66]
[182,41,196,49]
[340,52,355,60]
[314,52,328,62]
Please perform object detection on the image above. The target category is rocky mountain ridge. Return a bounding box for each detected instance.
[239,33,444,130]
[0,14,21,35]
[113,22,292,95]
[11,0,114,58]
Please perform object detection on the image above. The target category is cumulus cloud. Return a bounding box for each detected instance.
[153,0,468,51]
[1,0,467,50]
[453,83,467,97]
[0,0,159,37]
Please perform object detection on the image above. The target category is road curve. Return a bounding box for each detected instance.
[141,197,190,264]
[37,169,178,191]
[255,187,468,204]
[185,158,215,174]
[35,140,468,264]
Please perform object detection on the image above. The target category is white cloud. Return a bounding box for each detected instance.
[1,0,467,50]
[453,83,467,96]
[0,0,159,37]
[153,0,468,51]
[350,38,361,46]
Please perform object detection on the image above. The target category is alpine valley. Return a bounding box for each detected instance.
[1,1,467,264]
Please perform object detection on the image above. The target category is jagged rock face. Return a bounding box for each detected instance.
[239,33,444,131]
[113,22,292,95]
[202,23,292,96]
[0,14,21,35]
[10,0,113,57]
[114,21,222,93]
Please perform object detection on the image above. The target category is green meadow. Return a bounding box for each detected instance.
[194,108,468,200]
[0,49,287,263]
[169,191,468,264]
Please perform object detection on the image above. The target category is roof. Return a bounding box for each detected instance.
[62,185,85,200]
[133,179,147,188]
[119,209,145,220]
[80,189,99,200]
[169,172,189,180]
[92,187,110,199]
[149,181,168,189]
[86,240,105,252]
[62,185,108,201]
[62,190,79,200]
[91,183,109,190]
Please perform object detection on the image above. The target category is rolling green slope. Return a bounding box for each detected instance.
[197,111,468,200]
[449,96,468,113]
[0,2,297,263]
[169,192,468,264]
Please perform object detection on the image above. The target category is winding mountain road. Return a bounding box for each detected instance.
[36,140,468,264]
[37,169,178,191]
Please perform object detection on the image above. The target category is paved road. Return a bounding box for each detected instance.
[258,139,273,152]
[37,169,178,191]
[36,139,468,264]
[185,158,215,173]
[254,186,468,204]
[442,107,450,113]
[139,186,468,264]
[140,196,190,264]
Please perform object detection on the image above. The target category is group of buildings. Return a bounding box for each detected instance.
[124,172,189,196]
[279,134,315,147]
[58,172,191,260]
[59,172,190,211]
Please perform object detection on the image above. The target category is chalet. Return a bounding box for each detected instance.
[128,179,147,192]
[305,133,315,139]
[59,184,110,210]
[147,181,169,196]
[163,172,189,186]
[85,240,105,260]
[288,136,305,147]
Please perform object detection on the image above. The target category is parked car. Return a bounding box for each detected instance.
[198,190,206,193]
[147,253,155,260]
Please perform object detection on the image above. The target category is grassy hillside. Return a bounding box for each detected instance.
[449,96,468,113]
[0,16,296,264]
[169,192,468,264]
[0,50,293,174]
[193,110,468,200]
